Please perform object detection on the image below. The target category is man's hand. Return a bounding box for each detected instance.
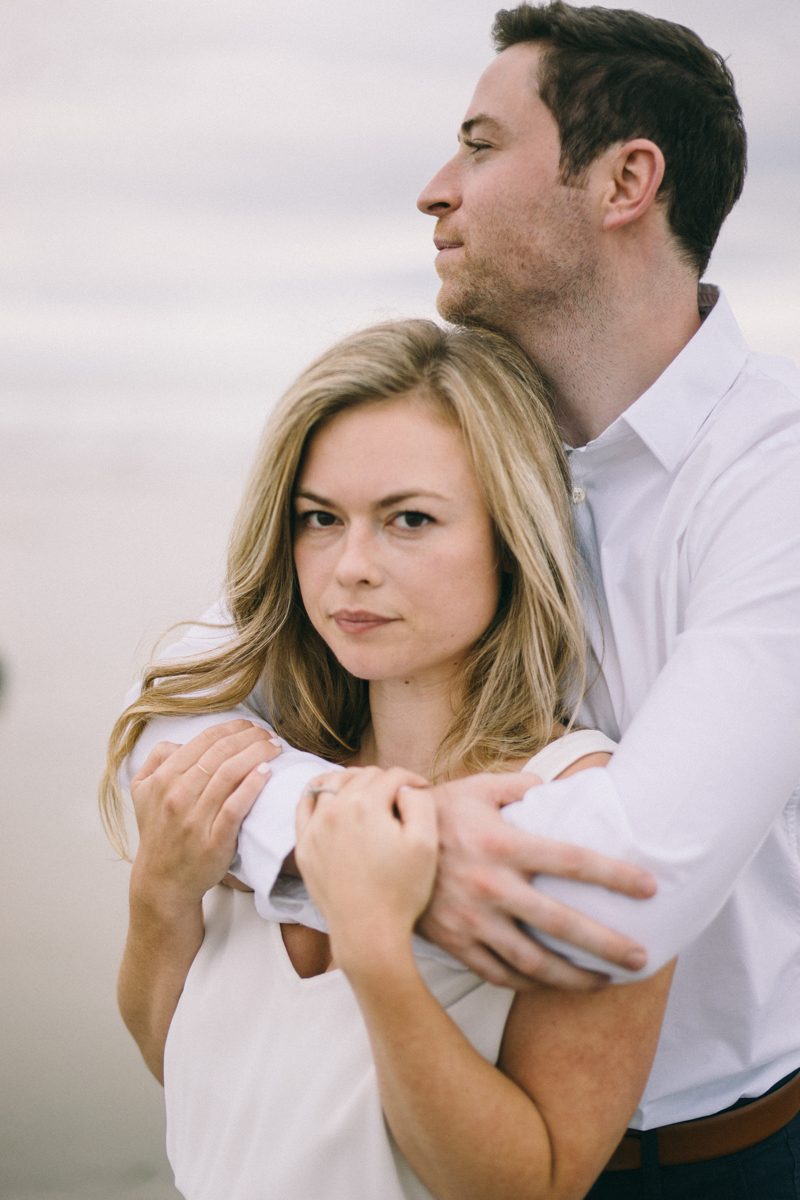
[417,774,656,991]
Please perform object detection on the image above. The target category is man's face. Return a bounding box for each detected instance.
[417,43,599,334]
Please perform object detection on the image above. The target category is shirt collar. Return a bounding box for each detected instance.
[575,287,751,474]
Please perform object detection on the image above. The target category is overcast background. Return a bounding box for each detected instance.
[1,2,798,1197]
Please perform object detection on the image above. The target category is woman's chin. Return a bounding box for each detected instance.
[333,648,423,683]
[336,658,406,682]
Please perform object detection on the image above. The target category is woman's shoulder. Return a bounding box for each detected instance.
[521,728,618,783]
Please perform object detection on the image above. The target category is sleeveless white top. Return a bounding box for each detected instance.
[164,730,615,1200]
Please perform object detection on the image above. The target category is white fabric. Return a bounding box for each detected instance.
[125,288,800,1128]
[164,733,606,1200]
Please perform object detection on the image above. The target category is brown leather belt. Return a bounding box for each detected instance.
[605,1069,800,1170]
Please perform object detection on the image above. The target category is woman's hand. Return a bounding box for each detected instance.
[129,719,282,909]
[295,767,436,971]
[119,719,282,1082]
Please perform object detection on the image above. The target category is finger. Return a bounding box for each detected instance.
[179,727,279,803]
[450,940,541,990]
[156,720,261,780]
[495,875,647,970]
[195,741,277,822]
[386,768,430,788]
[472,772,544,809]
[219,872,255,893]
[211,761,274,843]
[131,741,180,790]
[306,768,351,794]
[396,785,438,848]
[509,835,657,899]
[469,916,610,991]
[332,768,429,816]
[495,773,541,802]
[296,791,316,840]
[194,726,281,777]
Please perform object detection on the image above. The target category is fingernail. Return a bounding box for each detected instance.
[269,738,282,747]
[624,948,647,971]
[256,762,272,776]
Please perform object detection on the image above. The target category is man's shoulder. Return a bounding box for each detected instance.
[742,350,800,404]
[699,349,800,463]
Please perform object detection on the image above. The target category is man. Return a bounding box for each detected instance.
[124,3,800,1193]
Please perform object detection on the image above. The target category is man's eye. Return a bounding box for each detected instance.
[300,510,338,529]
[394,511,432,530]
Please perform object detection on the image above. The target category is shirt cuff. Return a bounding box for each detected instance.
[230,749,345,926]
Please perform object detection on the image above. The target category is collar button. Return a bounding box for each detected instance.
[571,486,586,505]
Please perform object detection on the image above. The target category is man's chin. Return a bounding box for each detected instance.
[435,282,484,327]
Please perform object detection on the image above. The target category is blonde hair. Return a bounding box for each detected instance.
[101,320,585,856]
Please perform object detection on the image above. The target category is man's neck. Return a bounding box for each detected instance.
[517,271,703,448]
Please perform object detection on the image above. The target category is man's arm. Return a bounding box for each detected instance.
[422,426,800,983]
[124,616,654,980]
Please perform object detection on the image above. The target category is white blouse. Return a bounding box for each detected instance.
[164,730,615,1200]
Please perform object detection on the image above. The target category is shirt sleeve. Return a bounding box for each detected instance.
[120,605,338,927]
[502,427,800,981]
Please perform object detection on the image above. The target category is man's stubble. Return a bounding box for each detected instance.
[435,183,606,353]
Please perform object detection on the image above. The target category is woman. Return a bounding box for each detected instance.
[103,320,673,1200]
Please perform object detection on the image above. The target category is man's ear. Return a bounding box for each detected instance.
[601,138,665,232]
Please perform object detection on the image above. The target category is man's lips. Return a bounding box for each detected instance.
[434,237,463,254]
[331,610,398,635]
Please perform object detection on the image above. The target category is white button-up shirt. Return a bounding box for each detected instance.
[124,289,800,1129]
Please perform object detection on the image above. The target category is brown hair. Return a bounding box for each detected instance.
[101,320,586,856]
[492,1,746,275]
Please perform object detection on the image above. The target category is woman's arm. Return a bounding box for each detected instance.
[297,763,673,1200]
[118,721,281,1082]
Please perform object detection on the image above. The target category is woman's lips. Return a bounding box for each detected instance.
[331,610,397,635]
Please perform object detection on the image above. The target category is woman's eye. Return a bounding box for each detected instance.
[393,511,433,530]
[299,510,338,529]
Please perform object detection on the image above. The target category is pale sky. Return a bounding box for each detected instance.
[1,0,799,442]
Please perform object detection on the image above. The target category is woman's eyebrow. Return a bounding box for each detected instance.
[294,490,335,506]
[377,490,448,507]
[294,489,448,508]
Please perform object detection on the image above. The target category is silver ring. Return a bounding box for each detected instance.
[305,784,340,797]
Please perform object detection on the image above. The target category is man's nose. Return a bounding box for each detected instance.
[334,524,383,588]
[416,158,461,215]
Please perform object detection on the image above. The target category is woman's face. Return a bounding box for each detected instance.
[293,390,501,687]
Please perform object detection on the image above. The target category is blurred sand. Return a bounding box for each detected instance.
[0,418,258,1198]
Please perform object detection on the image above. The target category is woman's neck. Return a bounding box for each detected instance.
[354,673,458,780]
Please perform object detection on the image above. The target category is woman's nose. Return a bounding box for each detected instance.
[333,525,383,588]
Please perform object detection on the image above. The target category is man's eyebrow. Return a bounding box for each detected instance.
[460,114,506,139]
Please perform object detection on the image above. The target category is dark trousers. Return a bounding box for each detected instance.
[586,1107,800,1200]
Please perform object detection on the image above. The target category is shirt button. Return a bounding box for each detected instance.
[571,486,586,504]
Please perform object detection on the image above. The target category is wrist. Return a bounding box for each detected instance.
[331,918,416,986]
[129,863,204,924]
